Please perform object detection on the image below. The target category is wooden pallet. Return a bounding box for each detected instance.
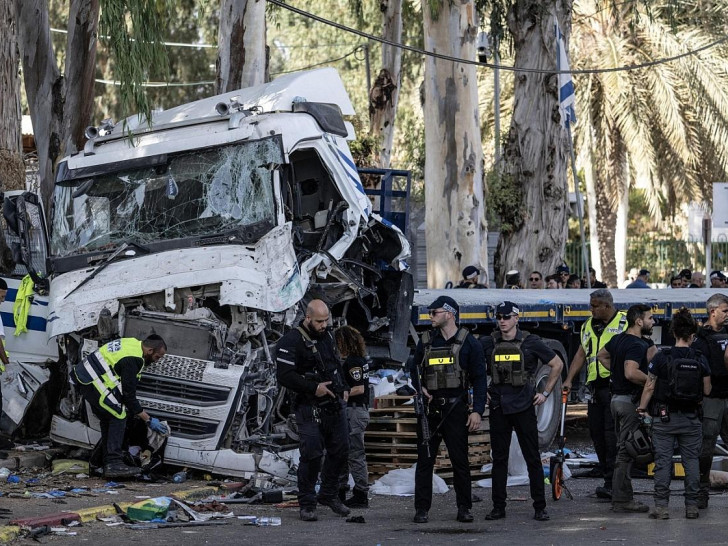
[366,395,491,482]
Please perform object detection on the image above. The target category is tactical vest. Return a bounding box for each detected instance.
[697,328,728,378]
[490,331,531,387]
[654,348,703,408]
[421,328,469,391]
[73,338,144,419]
[296,326,347,395]
[581,312,627,383]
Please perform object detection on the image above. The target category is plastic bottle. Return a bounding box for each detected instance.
[172,471,187,483]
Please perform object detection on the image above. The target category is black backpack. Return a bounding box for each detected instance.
[665,348,703,404]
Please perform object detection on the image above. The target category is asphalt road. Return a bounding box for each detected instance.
[4,418,728,545]
[5,469,728,545]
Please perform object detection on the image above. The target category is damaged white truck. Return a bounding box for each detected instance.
[1,68,412,477]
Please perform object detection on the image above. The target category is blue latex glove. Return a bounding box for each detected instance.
[148,417,169,435]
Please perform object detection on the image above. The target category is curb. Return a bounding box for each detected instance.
[0,482,245,543]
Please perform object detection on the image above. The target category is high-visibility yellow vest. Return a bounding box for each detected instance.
[73,338,144,419]
[581,312,627,382]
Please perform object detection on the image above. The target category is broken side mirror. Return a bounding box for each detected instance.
[11,193,49,292]
[3,193,19,236]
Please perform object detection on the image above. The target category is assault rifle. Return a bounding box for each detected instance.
[413,392,432,458]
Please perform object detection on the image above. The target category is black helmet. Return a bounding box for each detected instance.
[624,426,654,465]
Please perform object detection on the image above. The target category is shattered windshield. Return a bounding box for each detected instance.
[50,137,282,257]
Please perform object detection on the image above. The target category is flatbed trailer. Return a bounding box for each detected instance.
[410,288,722,447]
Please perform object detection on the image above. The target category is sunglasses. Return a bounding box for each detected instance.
[495,313,516,320]
[529,277,541,282]
[429,310,448,316]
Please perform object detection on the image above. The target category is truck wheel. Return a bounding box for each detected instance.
[535,361,563,449]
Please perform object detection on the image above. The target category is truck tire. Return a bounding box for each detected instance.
[535,360,563,449]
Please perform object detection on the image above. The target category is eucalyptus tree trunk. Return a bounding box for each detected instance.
[63,0,100,153]
[217,0,267,94]
[369,0,402,169]
[495,1,572,286]
[0,0,23,273]
[422,0,486,288]
[15,0,63,212]
[0,0,24,192]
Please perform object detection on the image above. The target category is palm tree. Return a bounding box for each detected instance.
[573,0,728,285]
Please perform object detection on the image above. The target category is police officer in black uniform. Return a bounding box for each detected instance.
[409,295,486,524]
[638,308,711,520]
[692,293,728,509]
[598,304,656,513]
[481,301,562,522]
[275,299,350,522]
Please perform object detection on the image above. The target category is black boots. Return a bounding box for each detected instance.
[104,462,141,479]
[343,488,369,508]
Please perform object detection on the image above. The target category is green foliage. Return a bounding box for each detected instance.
[348,131,378,169]
[486,169,524,234]
[98,0,171,125]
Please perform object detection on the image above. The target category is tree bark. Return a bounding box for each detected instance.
[216,0,267,94]
[422,0,486,288]
[595,171,618,287]
[0,0,25,192]
[369,0,402,169]
[0,0,22,273]
[495,1,571,286]
[63,0,99,154]
[15,0,63,213]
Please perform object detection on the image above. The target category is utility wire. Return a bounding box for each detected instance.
[266,0,728,75]
[93,47,362,86]
[270,46,362,75]
[50,27,355,50]
[95,78,214,87]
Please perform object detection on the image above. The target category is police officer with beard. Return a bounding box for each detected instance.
[598,304,656,513]
[409,296,486,524]
[275,299,350,522]
[481,301,562,522]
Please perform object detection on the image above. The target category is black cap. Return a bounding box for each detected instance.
[428,295,459,315]
[639,269,650,276]
[462,265,480,280]
[679,268,692,278]
[495,301,520,316]
[557,265,570,274]
[710,270,727,281]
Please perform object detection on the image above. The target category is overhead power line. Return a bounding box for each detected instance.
[265,0,728,76]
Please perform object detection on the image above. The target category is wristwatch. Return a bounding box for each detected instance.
[542,391,550,398]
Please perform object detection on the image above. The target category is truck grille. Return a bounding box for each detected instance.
[144,355,208,382]
[138,375,231,406]
[140,407,218,439]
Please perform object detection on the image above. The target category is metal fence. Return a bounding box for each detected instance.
[565,235,728,282]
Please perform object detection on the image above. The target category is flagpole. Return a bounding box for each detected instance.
[566,124,591,289]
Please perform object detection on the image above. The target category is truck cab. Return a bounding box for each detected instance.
[3,68,412,476]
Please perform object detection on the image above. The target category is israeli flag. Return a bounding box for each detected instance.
[555,21,577,128]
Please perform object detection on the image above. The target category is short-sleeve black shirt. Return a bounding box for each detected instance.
[691,326,728,398]
[480,330,557,415]
[342,355,369,406]
[605,333,650,396]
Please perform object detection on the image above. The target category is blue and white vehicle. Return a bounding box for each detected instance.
[2,69,411,476]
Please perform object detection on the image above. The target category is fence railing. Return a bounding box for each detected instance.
[565,235,728,282]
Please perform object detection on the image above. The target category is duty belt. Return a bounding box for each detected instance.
[430,396,463,406]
